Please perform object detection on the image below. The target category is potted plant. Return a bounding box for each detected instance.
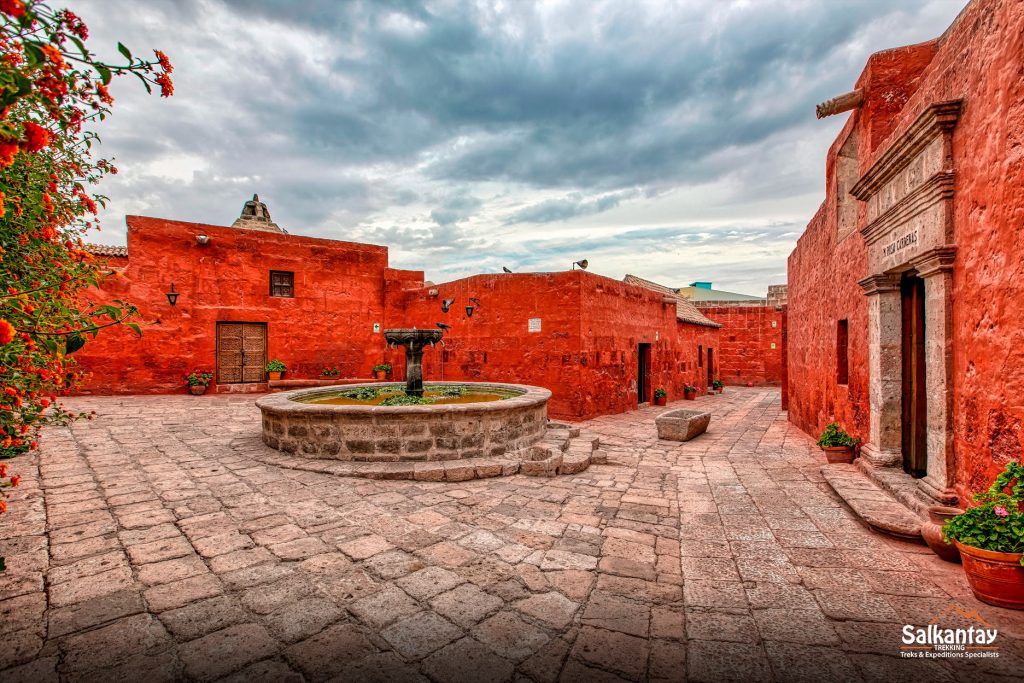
[373,363,391,380]
[653,387,667,406]
[185,369,214,395]
[320,366,340,378]
[944,462,1024,609]
[817,422,857,463]
[712,379,724,394]
[683,384,697,400]
[265,359,286,381]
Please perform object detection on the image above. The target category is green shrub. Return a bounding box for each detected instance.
[340,387,381,400]
[373,363,391,373]
[654,387,667,398]
[817,422,856,448]
[265,359,286,372]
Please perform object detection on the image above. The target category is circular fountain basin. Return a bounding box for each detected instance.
[256,382,551,461]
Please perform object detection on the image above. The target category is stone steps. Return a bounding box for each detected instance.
[251,425,602,481]
[820,463,923,539]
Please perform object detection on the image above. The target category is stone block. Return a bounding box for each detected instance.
[655,409,711,442]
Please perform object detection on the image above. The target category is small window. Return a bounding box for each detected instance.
[698,345,703,367]
[837,319,849,385]
[270,270,294,298]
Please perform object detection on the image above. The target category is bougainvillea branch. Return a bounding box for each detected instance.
[0,0,171,519]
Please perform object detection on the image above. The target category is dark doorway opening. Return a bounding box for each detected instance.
[901,273,927,477]
[706,347,714,387]
[637,343,651,404]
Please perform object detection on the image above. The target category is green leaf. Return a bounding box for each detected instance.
[117,42,132,61]
[96,64,112,86]
[127,323,141,337]
[65,333,86,354]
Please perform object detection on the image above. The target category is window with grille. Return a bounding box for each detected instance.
[270,270,294,298]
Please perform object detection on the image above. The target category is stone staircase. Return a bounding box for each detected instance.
[249,421,606,482]
[820,461,930,540]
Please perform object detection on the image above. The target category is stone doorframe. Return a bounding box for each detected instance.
[852,100,962,505]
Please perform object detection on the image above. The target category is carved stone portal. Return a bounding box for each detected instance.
[853,101,961,505]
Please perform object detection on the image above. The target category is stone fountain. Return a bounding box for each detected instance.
[383,328,443,396]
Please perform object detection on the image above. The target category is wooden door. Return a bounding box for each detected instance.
[217,322,267,384]
[900,274,927,477]
[706,347,714,387]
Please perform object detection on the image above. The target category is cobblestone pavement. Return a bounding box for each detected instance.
[1,387,1023,682]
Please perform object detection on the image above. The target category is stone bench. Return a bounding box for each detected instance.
[655,409,711,442]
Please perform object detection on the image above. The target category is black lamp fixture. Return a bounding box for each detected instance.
[465,297,481,318]
[572,259,589,270]
[166,283,179,306]
[441,298,455,313]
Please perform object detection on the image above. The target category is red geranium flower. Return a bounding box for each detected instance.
[0,0,25,19]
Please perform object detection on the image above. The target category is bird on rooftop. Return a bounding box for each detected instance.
[502,266,512,273]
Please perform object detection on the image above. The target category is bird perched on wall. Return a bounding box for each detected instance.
[436,322,451,331]
[502,266,512,273]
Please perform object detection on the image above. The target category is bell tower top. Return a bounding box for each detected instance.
[231,194,286,233]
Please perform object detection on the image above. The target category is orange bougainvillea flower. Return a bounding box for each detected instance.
[21,122,50,152]
[0,140,18,167]
[155,72,174,98]
[0,320,14,345]
[0,500,7,514]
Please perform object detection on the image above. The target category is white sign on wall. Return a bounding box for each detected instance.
[373,323,381,333]
[528,318,542,333]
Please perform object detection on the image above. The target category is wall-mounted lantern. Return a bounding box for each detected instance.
[166,283,179,306]
[465,297,481,318]
[195,234,210,245]
[441,298,455,313]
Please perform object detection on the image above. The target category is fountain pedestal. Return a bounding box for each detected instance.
[384,328,443,397]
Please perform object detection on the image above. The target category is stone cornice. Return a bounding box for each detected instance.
[851,100,962,201]
[860,171,955,245]
[913,246,957,278]
[858,273,901,295]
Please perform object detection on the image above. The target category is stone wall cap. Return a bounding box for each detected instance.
[256,381,551,415]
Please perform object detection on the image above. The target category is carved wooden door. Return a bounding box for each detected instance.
[216,322,267,384]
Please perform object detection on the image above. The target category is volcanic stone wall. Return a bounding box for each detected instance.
[390,271,720,421]
[698,305,783,386]
[786,0,1024,499]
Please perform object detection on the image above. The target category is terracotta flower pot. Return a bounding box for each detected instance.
[684,391,696,401]
[955,540,1024,609]
[654,395,666,406]
[375,370,387,380]
[189,385,207,396]
[821,445,854,464]
[268,371,282,381]
[715,387,723,394]
[921,506,964,563]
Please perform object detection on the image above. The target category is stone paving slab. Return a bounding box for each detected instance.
[0,389,1022,682]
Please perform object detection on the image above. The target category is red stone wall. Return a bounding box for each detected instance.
[390,271,719,420]
[74,216,395,393]
[787,0,1024,499]
[75,222,721,422]
[699,305,784,386]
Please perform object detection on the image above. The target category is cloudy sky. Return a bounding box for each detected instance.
[70,0,964,294]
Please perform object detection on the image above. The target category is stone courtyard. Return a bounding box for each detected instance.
[1,387,1022,682]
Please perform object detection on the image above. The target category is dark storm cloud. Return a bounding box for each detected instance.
[67,0,962,292]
